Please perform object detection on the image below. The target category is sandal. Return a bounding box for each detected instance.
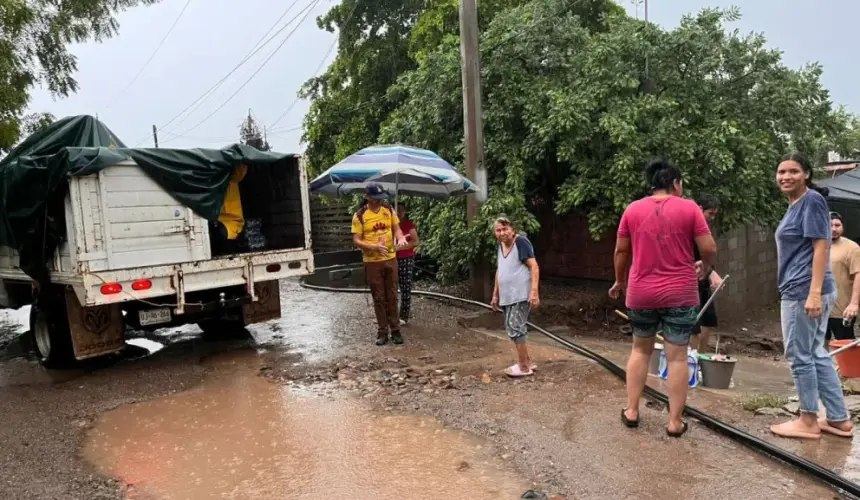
[504,364,534,378]
[667,421,689,438]
[621,408,639,428]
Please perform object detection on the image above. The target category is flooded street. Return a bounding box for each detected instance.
[0,279,856,499]
[84,351,527,500]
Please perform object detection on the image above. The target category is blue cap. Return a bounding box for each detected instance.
[365,182,388,200]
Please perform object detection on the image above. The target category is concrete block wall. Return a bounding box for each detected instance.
[711,225,779,320]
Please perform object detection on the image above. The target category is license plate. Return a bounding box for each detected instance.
[139,308,171,326]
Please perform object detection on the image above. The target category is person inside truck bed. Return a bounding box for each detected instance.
[211,164,248,255]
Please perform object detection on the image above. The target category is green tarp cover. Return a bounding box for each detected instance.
[0,115,297,282]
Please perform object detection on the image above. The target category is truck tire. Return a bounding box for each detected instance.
[30,299,74,369]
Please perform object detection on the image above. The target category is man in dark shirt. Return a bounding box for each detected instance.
[692,195,723,352]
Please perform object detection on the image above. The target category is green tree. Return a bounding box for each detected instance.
[299,0,424,176]
[0,0,158,153]
[239,112,271,151]
[21,112,55,136]
[381,3,852,279]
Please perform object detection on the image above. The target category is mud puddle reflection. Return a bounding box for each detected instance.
[84,351,528,499]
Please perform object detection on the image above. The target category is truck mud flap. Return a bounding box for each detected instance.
[65,288,124,360]
[242,280,281,325]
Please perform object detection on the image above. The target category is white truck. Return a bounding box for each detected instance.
[0,155,314,367]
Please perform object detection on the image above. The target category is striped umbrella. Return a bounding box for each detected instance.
[309,144,479,200]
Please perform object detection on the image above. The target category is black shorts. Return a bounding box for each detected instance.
[692,282,717,334]
[826,317,856,342]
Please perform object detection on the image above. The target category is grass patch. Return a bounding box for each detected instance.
[742,394,789,412]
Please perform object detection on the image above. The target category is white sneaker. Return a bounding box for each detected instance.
[399,319,407,326]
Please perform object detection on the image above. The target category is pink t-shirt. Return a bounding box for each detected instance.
[617,196,711,310]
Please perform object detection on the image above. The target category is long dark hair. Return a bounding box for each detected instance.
[643,158,682,192]
[779,152,829,197]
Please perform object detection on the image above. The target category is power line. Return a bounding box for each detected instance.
[272,0,588,136]
[169,0,321,139]
[267,41,334,130]
[134,0,307,146]
[268,0,361,130]
[103,0,193,110]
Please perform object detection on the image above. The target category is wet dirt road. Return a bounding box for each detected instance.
[0,279,855,499]
[85,351,527,500]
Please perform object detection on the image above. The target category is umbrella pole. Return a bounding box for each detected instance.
[394,170,399,214]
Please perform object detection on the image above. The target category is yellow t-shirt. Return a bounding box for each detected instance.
[830,237,860,318]
[351,206,400,263]
[218,164,248,240]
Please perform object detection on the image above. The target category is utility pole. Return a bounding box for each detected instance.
[151,124,159,148]
[459,0,490,302]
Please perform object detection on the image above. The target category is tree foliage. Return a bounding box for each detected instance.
[239,112,271,151]
[21,112,55,136]
[303,0,856,280]
[299,0,424,176]
[0,0,158,153]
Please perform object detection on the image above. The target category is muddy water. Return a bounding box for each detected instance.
[84,352,528,499]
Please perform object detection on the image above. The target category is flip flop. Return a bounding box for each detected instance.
[819,419,854,438]
[530,363,538,371]
[770,421,821,440]
[621,408,639,428]
[667,421,689,438]
[504,364,534,378]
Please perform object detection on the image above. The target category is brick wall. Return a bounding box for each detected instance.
[534,211,778,320]
[533,212,615,281]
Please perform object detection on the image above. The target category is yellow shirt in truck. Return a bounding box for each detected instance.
[351,206,400,263]
[218,164,248,240]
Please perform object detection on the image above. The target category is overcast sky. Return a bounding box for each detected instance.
[26,0,860,155]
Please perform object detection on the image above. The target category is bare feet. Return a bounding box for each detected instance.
[770,419,821,439]
[818,418,854,438]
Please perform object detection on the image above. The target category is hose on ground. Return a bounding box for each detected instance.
[299,278,860,499]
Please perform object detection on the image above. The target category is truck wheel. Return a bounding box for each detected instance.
[30,301,74,369]
[197,318,248,341]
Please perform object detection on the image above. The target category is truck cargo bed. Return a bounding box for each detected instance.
[0,158,313,310]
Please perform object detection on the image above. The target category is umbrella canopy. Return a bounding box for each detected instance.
[309,144,478,200]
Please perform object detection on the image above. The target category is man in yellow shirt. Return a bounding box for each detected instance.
[827,212,860,342]
[352,183,407,346]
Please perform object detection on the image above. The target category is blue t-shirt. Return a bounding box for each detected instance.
[775,190,835,300]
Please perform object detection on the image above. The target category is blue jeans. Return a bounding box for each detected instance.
[781,292,849,421]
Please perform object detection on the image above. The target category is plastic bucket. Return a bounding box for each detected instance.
[831,340,860,378]
[699,357,737,389]
[649,344,663,375]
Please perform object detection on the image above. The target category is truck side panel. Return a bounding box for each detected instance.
[73,164,211,272]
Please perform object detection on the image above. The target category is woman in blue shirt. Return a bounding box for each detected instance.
[771,152,853,439]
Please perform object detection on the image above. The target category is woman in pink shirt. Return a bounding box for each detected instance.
[609,159,717,437]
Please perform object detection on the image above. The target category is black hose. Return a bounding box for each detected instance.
[299,278,860,499]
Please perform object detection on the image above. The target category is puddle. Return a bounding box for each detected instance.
[83,351,528,499]
[126,338,165,355]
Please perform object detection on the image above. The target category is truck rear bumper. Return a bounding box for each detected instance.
[74,248,313,311]
[123,288,253,330]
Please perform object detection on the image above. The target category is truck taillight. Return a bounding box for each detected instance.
[101,283,122,295]
[131,279,152,291]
